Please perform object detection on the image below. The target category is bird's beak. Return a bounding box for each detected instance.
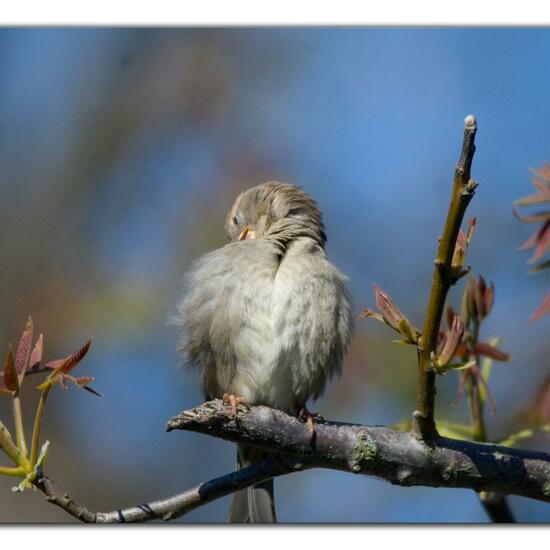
[237,226,256,241]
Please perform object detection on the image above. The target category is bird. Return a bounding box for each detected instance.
[173,181,353,523]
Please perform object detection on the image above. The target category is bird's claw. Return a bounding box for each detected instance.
[222,393,248,418]
[298,406,321,445]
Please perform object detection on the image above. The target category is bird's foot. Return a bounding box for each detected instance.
[222,393,248,418]
[297,406,322,445]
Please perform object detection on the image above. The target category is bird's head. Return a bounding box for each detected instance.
[225,181,326,249]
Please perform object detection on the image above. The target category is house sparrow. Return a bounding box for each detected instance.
[174,181,353,522]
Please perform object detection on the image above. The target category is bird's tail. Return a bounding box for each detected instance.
[229,443,277,523]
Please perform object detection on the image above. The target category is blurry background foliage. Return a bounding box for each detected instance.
[0,28,549,522]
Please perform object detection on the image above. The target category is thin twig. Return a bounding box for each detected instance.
[414,115,478,440]
[36,457,300,523]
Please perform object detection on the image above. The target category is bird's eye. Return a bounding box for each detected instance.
[233,212,244,227]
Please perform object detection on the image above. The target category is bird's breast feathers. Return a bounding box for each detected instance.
[177,237,353,410]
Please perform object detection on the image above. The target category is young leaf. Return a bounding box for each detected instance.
[38,340,92,391]
[445,305,457,331]
[3,348,18,392]
[475,342,510,361]
[435,315,465,367]
[528,221,550,264]
[60,339,92,375]
[44,358,67,370]
[0,375,11,395]
[373,283,404,330]
[530,289,550,322]
[76,377,102,397]
[15,317,33,382]
[358,308,385,323]
[29,334,43,370]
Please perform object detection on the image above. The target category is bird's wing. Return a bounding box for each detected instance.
[271,238,354,405]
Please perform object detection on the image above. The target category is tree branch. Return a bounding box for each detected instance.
[35,455,301,523]
[167,400,550,503]
[414,114,478,440]
[32,399,550,522]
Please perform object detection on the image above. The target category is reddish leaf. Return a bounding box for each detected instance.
[437,315,465,367]
[483,282,495,318]
[358,308,384,322]
[475,275,487,316]
[0,374,11,395]
[513,210,550,224]
[465,217,477,243]
[3,348,18,392]
[464,276,478,321]
[373,283,404,330]
[515,193,550,207]
[45,340,92,375]
[530,289,550,322]
[463,275,494,321]
[475,277,494,319]
[452,218,477,268]
[532,177,550,196]
[29,334,43,370]
[75,376,94,387]
[535,165,550,182]
[455,229,467,250]
[61,374,102,397]
[44,358,68,370]
[446,305,457,331]
[529,221,550,264]
[475,342,511,361]
[15,317,33,380]
[518,223,546,252]
[75,377,102,397]
[60,340,92,374]
[454,343,469,357]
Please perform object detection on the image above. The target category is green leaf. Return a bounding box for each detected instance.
[437,360,476,375]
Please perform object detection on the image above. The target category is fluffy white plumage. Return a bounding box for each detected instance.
[173,181,353,523]
[175,211,352,413]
